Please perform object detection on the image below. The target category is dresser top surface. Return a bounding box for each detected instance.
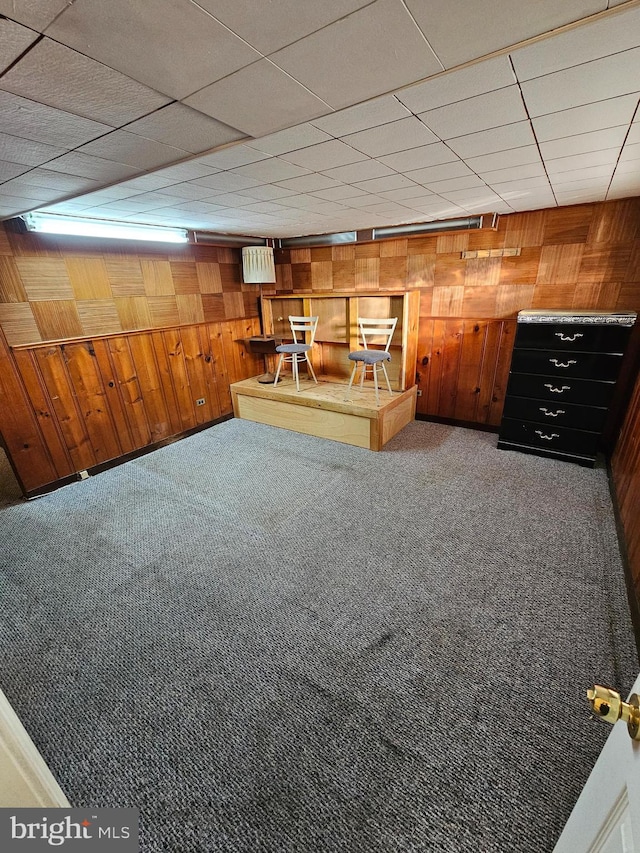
[518,310,637,326]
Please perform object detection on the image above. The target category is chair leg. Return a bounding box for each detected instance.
[381,361,393,396]
[293,353,300,392]
[344,363,358,401]
[274,354,284,385]
[373,364,380,406]
[359,362,367,390]
[304,352,318,385]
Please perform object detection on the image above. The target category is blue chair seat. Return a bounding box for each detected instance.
[348,350,391,364]
[276,343,311,354]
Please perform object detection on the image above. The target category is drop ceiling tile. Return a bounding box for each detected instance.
[124,104,246,154]
[477,162,546,183]
[232,158,312,183]
[419,87,528,140]
[150,162,220,184]
[546,149,621,174]
[0,90,112,148]
[245,125,332,156]
[510,5,640,81]
[0,18,39,71]
[520,49,640,117]
[489,176,552,194]
[532,94,639,142]
[343,193,384,208]
[353,174,420,193]
[404,0,604,68]
[270,0,442,110]
[378,185,437,201]
[625,124,640,144]
[118,174,182,192]
[404,160,474,184]
[77,130,189,169]
[397,56,515,113]
[310,185,369,201]
[43,152,140,182]
[0,131,66,166]
[425,175,487,193]
[619,141,640,162]
[614,158,640,176]
[275,174,343,193]
[539,126,628,159]
[0,0,69,29]
[378,142,458,172]
[312,95,411,136]
[446,121,536,158]
[439,186,504,204]
[241,200,297,215]
[0,39,172,126]
[148,183,219,202]
[0,160,30,181]
[465,145,542,173]
[342,117,438,157]
[235,184,300,201]
[320,159,395,183]
[408,198,468,217]
[197,146,271,171]
[279,140,366,170]
[46,0,261,100]
[6,167,101,193]
[189,173,263,192]
[184,59,330,138]
[195,0,372,55]
[0,180,62,202]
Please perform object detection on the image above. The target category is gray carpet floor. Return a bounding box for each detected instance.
[0,419,637,852]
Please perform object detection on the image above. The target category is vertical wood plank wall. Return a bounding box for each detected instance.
[0,199,638,597]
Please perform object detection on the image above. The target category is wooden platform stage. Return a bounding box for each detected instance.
[230,376,417,451]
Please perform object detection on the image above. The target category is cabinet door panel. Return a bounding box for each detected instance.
[515,323,631,354]
[511,349,622,381]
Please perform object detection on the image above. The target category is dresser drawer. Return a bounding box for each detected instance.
[499,418,600,457]
[506,373,615,406]
[502,396,608,432]
[510,349,622,381]
[515,323,631,354]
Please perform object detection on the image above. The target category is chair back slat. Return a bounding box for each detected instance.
[358,317,398,351]
[289,315,318,345]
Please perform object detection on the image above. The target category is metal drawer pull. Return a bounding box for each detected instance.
[555,332,583,342]
[535,430,559,441]
[544,384,570,393]
[539,407,565,417]
[549,358,577,368]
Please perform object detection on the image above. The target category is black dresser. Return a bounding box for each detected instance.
[497,310,637,467]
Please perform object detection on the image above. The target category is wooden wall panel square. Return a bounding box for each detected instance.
[419,288,433,316]
[379,256,408,289]
[291,248,312,263]
[0,302,42,345]
[332,245,356,261]
[243,292,260,319]
[202,294,226,322]
[616,282,640,310]
[504,210,545,247]
[32,300,82,340]
[332,260,355,291]
[0,256,28,302]
[141,259,175,296]
[217,247,239,264]
[434,253,466,287]
[171,261,200,294]
[432,285,464,315]
[460,286,497,317]
[104,257,145,296]
[309,247,332,262]
[355,242,380,259]
[193,245,219,264]
[76,299,123,336]
[531,283,577,309]
[0,225,13,255]
[148,296,179,328]
[436,232,469,254]
[579,244,633,284]
[407,253,435,287]
[67,256,112,300]
[275,263,293,292]
[354,257,379,290]
[291,262,312,290]
[498,246,541,284]
[196,262,222,293]
[465,257,502,287]
[311,260,333,290]
[536,244,584,284]
[380,239,408,257]
[176,293,204,325]
[588,199,640,244]
[220,263,242,291]
[543,205,594,244]
[467,226,506,250]
[223,291,244,318]
[16,258,73,300]
[114,296,152,330]
[495,284,535,317]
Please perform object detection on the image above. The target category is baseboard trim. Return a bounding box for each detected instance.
[25,413,233,499]
[414,413,500,434]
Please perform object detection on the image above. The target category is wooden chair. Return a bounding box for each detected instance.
[345,317,398,405]
[274,315,319,392]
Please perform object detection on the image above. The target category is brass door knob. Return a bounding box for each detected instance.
[587,685,640,741]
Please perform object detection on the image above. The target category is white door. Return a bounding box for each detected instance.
[554,672,640,852]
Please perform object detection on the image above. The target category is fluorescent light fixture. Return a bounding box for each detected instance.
[23,212,188,243]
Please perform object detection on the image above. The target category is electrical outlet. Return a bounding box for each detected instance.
[416,389,423,396]
[78,470,89,480]
[196,398,206,406]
